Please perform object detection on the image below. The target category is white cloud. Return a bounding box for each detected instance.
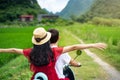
[37,0,69,13]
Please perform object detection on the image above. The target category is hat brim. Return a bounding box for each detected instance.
[32,32,51,45]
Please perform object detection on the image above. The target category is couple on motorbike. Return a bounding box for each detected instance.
[0,27,107,80]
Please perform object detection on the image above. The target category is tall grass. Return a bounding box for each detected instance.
[91,17,120,26]
[65,23,120,70]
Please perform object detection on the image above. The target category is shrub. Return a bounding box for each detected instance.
[91,17,120,26]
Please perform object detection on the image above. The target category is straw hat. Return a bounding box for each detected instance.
[32,27,51,45]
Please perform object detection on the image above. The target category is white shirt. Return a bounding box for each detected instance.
[51,46,71,78]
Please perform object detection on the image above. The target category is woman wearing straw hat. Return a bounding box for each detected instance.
[0,27,107,80]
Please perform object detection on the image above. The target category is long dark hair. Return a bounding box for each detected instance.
[30,41,54,66]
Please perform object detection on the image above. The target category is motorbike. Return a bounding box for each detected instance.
[34,50,82,80]
[63,50,82,80]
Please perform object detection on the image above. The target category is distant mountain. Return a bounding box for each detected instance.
[59,0,120,19]
[87,0,120,19]
[59,0,95,19]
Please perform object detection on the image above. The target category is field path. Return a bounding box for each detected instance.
[65,30,120,80]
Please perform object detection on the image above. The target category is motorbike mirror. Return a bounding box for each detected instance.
[76,50,82,56]
[74,50,82,60]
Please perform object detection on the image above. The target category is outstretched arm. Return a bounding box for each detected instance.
[62,43,107,53]
[0,48,23,54]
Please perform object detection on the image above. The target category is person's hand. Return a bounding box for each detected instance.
[92,43,107,51]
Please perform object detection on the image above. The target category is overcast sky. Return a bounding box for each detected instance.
[37,0,69,13]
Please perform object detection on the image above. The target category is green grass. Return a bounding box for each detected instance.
[0,27,34,67]
[64,23,120,71]
[0,23,120,79]
[59,28,110,80]
[0,56,32,80]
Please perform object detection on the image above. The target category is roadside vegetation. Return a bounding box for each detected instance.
[64,23,120,71]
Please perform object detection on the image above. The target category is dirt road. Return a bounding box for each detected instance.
[65,30,120,80]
